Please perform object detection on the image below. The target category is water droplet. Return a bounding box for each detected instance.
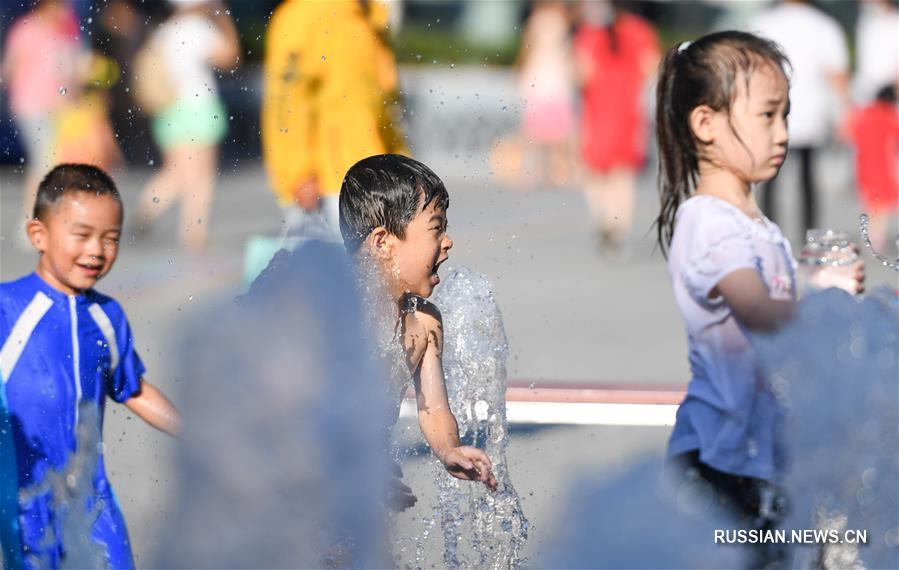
[58,86,67,95]
[152,196,160,204]
[321,55,327,61]
[501,106,507,112]
[474,400,489,421]
[188,295,194,301]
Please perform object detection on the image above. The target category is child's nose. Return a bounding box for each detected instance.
[86,238,104,258]
[775,117,789,145]
[443,234,453,251]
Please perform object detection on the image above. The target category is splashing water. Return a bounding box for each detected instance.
[424,266,529,569]
[540,457,743,569]
[19,404,109,569]
[859,213,899,271]
[354,251,412,429]
[540,289,897,568]
[156,242,391,567]
[754,287,898,569]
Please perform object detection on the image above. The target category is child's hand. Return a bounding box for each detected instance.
[292,176,320,211]
[809,259,865,295]
[442,446,498,491]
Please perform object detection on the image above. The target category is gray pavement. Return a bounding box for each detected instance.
[0,152,895,564]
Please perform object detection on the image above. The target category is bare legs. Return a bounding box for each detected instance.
[867,211,892,254]
[584,167,636,254]
[137,145,217,251]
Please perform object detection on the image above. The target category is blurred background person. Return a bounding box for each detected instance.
[574,0,659,258]
[53,53,124,172]
[516,1,575,189]
[853,0,899,105]
[845,85,899,253]
[261,0,407,242]
[96,0,158,165]
[1,0,82,246]
[750,0,850,234]
[134,0,239,251]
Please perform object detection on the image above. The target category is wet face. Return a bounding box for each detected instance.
[384,199,453,299]
[28,191,122,295]
[709,64,790,183]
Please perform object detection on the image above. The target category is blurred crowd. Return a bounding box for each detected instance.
[2,0,239,250]
[507,0,898,257]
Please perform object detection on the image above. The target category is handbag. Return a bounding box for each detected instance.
[131,33,177,114]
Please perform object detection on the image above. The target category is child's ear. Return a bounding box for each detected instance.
[689,104,717,145]
[26,219,47,253]
[367,226,392,259]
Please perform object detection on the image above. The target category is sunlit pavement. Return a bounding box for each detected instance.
[1,157,893,563]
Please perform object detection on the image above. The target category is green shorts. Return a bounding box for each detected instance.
[152,97,227,151]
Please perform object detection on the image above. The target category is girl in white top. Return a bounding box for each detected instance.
[654,31,864,568]
[136,0,239,250]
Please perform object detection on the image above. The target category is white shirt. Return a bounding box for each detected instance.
[751,3,848,147]
[666,196,796,480]
[156,13,221,102]
[854,3,899,104]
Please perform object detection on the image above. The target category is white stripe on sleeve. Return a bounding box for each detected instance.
[88,303,119,374]
[0,292,53,383]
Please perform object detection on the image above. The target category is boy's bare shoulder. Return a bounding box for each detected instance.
[402,295,443,328]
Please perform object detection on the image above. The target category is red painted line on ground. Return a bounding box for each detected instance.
[405,380,686,405]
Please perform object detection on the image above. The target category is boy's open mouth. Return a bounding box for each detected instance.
[77,262,103,276]
[430,258,446,284]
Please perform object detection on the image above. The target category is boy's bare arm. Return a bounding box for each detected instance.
[413,306,497,490]
[124,379,180,436]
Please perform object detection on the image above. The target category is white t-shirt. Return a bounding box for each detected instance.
[666,196,796,480]
[854,3,899,104]
[156,13,222,102]
[750,3,848,147]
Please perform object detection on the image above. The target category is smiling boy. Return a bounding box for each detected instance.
[0,164,178,568]
[339,154,497,510]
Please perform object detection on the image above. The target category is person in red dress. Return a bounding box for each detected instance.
[846,83,899,252]
[575,1,659,256]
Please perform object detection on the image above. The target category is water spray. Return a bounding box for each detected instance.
[859,213,898,271]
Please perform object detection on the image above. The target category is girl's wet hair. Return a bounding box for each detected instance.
[339,154,449,254]
[654,31,790,256]
[34,163,123,221]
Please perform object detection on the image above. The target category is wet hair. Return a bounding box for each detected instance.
[339,154,449,254]
[33,163,123,221]
[654,31,790,256]
[875,83,897,105]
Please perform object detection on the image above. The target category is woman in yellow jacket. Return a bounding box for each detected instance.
[262,0,407,239]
